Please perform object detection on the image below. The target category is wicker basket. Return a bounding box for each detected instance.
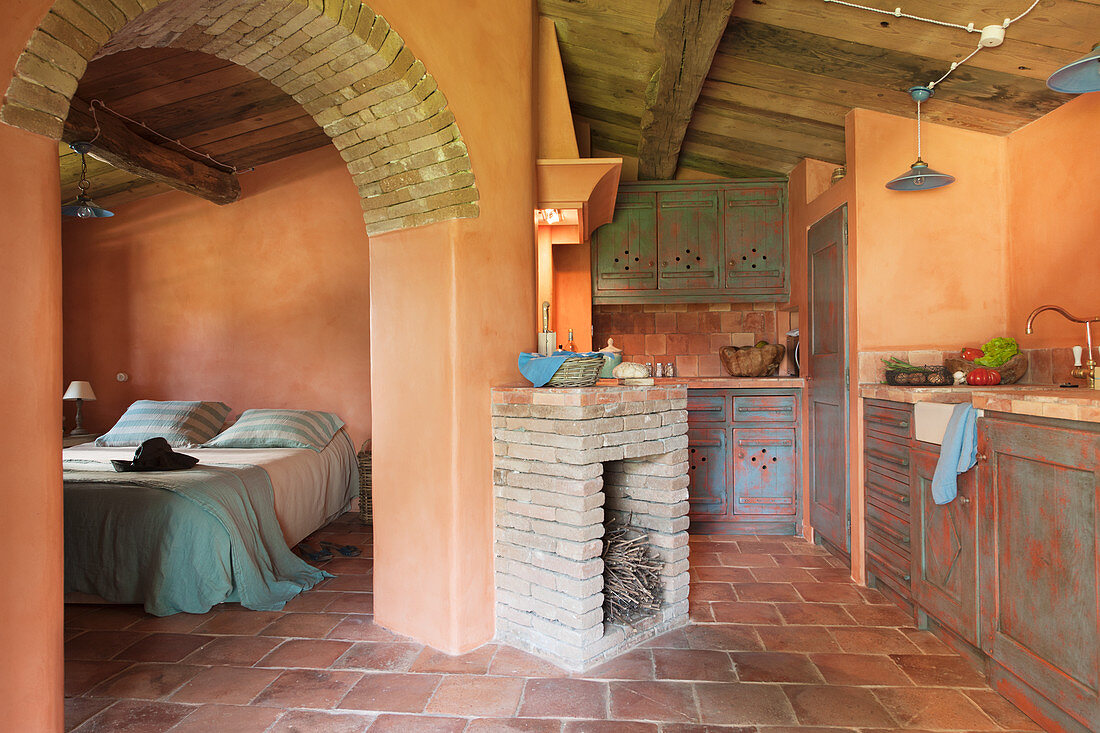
[884,366,953,386]
[357,439,372,524]
[546,356,604,387]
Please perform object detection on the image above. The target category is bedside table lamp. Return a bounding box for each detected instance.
[63,380,96,436]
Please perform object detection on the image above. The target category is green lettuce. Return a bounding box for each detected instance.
[974,337,1018,368]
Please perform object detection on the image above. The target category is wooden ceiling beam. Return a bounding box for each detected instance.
[63,98,241,206]
[637,0,736,180]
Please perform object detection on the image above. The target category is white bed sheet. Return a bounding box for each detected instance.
[63,429,358,547]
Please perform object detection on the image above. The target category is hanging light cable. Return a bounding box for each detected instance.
[61,142,114,218]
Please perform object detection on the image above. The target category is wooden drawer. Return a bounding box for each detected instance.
[864,433,911,478]
[732,395,797,423]
[865,466,911,517]
[687,391,728,423]
[867,534,912,592]
[865,497,912,555]
[865,400,914,441]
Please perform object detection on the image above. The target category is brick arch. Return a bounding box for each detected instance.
[0,0,478,235]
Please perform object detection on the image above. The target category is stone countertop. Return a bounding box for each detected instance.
[860,383,1100,423]
[597,377,805,389]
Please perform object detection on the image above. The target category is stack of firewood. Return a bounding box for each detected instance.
[602,517,662,624]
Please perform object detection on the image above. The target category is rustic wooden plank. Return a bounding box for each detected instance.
[120,81,296,139]
[208,128,331,169]
[637,0,736,180]
[693,97,846,153]
[677,149,783,179]
[78,48,229,100]
[178,105,315,149]
[681,128,817,169]
[64,98,241,205]
[97,64,262,119]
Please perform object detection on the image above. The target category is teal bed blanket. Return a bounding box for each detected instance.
[63,461,329,616]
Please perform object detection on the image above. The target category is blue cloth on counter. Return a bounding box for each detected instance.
[931,402,978,505]
[518,351,602,388]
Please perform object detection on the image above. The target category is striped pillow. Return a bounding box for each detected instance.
[204,409,345,451]
[95,400,232,448]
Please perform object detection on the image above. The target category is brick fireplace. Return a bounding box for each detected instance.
[491,385,691,671]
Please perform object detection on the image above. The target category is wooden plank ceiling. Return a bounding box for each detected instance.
[540,0,1097,178]
[60,47,330,209]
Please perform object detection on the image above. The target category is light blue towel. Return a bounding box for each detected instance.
[517,351,601,387]
[931,403,978,505]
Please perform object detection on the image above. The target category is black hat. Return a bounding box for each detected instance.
[111,437,199,472]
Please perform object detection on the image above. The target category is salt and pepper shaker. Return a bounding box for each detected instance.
[655,362,663,378]
[645,361,653,377]
[666,362,674,377]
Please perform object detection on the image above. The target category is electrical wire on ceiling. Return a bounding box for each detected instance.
[822,0,1043,90]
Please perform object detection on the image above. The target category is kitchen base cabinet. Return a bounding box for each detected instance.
[978,413,1100,733]
[686,388,801,535]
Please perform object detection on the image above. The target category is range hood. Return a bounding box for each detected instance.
[536,157,622,244]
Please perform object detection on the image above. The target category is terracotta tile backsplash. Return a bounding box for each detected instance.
[592,303,781,377]
[857,347,1087,386]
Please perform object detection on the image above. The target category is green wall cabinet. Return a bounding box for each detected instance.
[593,179,788,304]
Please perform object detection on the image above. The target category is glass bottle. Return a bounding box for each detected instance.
[566,329,576,352]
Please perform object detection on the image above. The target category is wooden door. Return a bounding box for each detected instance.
[592,191,658,293]
[722,185,787,297]
[978,416,1100,731]
[910,447,979,646]
[656,189,720,291]
[687,427,729,519]
[731,427,797,517]
[807,206,849,553]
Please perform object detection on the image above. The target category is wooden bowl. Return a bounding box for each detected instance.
[720,344,785,377]
[943,353,1028,385]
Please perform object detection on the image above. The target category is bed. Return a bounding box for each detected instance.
[62,427,358,616]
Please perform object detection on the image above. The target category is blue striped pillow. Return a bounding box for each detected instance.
[203,409,345,451]
[95,400,232,448]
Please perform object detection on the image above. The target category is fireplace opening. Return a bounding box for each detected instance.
[602,515,662,625]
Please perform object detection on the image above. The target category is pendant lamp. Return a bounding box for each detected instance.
[885,86,955,192]
[1047,43,1100,94]
[61,142,114,219]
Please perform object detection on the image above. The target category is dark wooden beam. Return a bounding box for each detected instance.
[637,0,736,180]
[63,97,241,205]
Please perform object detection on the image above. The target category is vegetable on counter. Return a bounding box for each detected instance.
[961,347,984,361]
[973,337,1018,368]
[881,356,930,373]
[966,367,1002,386]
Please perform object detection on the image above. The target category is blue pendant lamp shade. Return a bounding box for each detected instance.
[886,86,955,191]
[61,142,114,219]
[1047,43,1100,93]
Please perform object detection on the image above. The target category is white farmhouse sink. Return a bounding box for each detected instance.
[914,402,984,445]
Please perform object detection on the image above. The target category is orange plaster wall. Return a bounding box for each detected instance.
[60,146,372,443]
[552,242,593,351]
[0,4,65,730]
[537,16,578,159]
[1007,93,1100,351]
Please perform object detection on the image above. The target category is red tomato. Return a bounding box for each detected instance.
[962,347,984,361]
[966,368,1002,386]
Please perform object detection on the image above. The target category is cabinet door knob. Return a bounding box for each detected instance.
[976,453,987,462]
[957,495,971,506]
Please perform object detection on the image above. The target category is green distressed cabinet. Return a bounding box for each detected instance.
[593,179,788,304]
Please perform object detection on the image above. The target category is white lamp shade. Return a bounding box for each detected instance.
[63,381,97,401]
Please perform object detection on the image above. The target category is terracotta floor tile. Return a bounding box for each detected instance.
[115,633,211,663]
[688,551,722,566]
[269,709,376,733]
[193,610,283,636]
[425,674,525,717]
[774,602,857,626]
[489,645,568,677]
[829,627,922,654]
[409,643,499,674]
[127,612,213,634]
[717,552,777,568]
[682,624,764,652]
[689,603,715,622]
[280,590,343,613]
[608,680,698,723]
[730,651,823,683]
[339,672,442,713]
[65,630,147,660]
[842,602,914,627]
[774,554,836,569]
[695,682,797,725]
[642,629,691,649]
[367,713,467,732]
[168,665,280,704]
[325,574,375,592]
[65,660,132,696]
[734,583,801,603]
[581,648,655,680]
[253,669,362,709]
[689,582,737,602]
[783,684,896,727]
[75,699,195,732]
[68,605,148,631]
[653,648,735,682]
[180,635,280,666]
[325,557,374,574]
[807,567,856,582]
[257,639,353,668]
[751,567,818,583]
[518,677,608,719]
[87,662,202,700]
[898,627,955,654]
[692,566,755,583]
[754,626,840,653]
[874,687,1000,729]
[327,615,398,642]
[964,689,1044,731]
[889,653,990,687]
[662,725,757,733]
[64,696,112,732]
[261,612,344,638]
[856,586,892,605]
[335,641,425,672]
[466,717,563,732]
[791,582,866,604]
[562,722,658,733]
[808,653,912,686]
[737,541,792,555]
[709,601,782,625]
[168,703,282,732]
[325,592,376,615]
